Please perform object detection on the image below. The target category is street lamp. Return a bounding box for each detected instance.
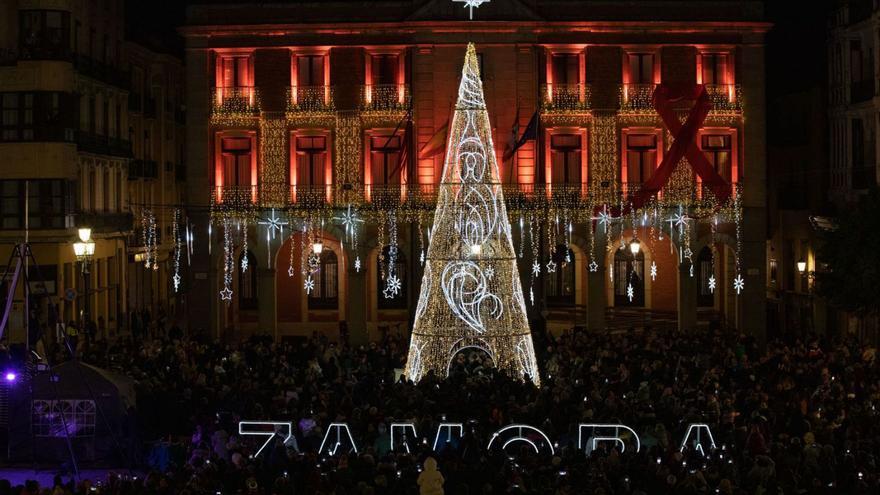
[629,238,641,256]
[312,240,324,255]
[797,258,807,274]
[73,228,95,337]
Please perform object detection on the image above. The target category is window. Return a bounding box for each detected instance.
[0,179,69,230]
[295,136,328,187]
[297,55,325,86]
[700,134,732,182]
[850,40,863,84]
[700,53,729,85]
[309,249,338,310]
[550,134,582,184]
[627,53,654,84]
[552,54,580,84]
[239,251,257,310]
[697,247,714,307]
[624,133,658,185]
[547,245,575,306]
[32,400,96,437]
[371,54,399,85]
[614,246,644,307]
[19,10,70,59]
[220,137,254,187]
[378,246,407,310]
[370,135,403,185]
[218,55,252,89]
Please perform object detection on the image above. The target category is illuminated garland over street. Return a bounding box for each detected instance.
[404,43,540,385]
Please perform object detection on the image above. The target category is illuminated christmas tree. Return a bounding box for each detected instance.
[405,43,540,385]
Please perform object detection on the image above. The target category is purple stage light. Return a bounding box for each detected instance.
[4,371,16,382]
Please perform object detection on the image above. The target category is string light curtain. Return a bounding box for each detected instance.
[405,43,540,386]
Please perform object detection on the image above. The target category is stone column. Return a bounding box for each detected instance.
[678,263,698,332]
[587,265,607,332]
[347,265,368,346]
[257,267,277,340]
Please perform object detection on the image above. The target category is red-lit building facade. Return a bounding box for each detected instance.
[181,0,769,342]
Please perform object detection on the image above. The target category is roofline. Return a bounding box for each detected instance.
[179,20,773,38]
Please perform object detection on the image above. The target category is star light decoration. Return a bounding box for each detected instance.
[383,274,402,299]
[220,287,233,301]
[708,275,716,293]
[592,206,617,231]
[258,208,284,240]
[733,274,745,295]
[453,0,490,19]
[288,265,295,277]
[650,261,657,281]
[304,276,315,294]
[626,283,635,302]
[333,204,364,238]
[589,259,599,273]
[546,260,557,273]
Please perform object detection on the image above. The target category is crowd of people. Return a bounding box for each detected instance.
[2,323,879,494]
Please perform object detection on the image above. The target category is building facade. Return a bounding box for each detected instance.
[0,0,183,343]
[181,0,769,343]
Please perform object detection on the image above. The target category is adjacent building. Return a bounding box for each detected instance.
[0,0,184,342]
[182,0,769,343]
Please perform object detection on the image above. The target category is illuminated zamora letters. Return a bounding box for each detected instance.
[404,43,540,385]
[240,420,720,458]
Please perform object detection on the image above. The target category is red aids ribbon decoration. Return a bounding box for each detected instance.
[629,83,732,210]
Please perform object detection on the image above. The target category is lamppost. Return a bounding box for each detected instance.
[73,228,95,335]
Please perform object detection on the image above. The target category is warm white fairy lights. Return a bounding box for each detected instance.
[404,43,539,385]
[172,208,182,292]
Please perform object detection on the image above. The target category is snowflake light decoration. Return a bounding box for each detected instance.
[220,287,233,301]
[626,283,634,302]
[453,0,490,19]
[531,260,541,277]
[384,274,402,299]
[592,206,616,230]
[650,261,657,281]
[258,208,285,240]
[354,256,361,273]
[333,204,364,237]
[668,206,691,234]
[172,273,181,292]
[240,253,249,272]
[304,276,315,294]
[589,259,599,273]
[708,275,716,293]
[485,266,495,279]
[733,274,745,295]
[546,260,557,273]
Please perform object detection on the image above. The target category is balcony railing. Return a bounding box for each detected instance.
[360,84,411,112]
[212,86,260,119]
[540,83,592,112]
[128,159,158,180]
[287,85,335,113]
[74,54,129,89]
[210,182,740,214]
[76,131,132,157]
[619,83,743,113]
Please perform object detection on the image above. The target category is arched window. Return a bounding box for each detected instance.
[697,246,715,307]
[377,245,407,310]
[614,245,644,307]
[547,244,575,306]
[308,248,338,310]
[239,251,257,310]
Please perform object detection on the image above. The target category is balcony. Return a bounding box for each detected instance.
[850,79,875,104]
[360,84,411,113]
[74,212,134,234]
[128,159,158,180]
[287,85,335,114]
[76,131,132,157]
[619,83,743,113]
[540,83,591,112]
[74,55,129,89]
[211,87,260,122]
[210,181,740,215]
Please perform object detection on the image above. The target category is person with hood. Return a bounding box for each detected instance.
[418,456,444,495]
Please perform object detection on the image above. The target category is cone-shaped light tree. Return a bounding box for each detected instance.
[405,43,540,385]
